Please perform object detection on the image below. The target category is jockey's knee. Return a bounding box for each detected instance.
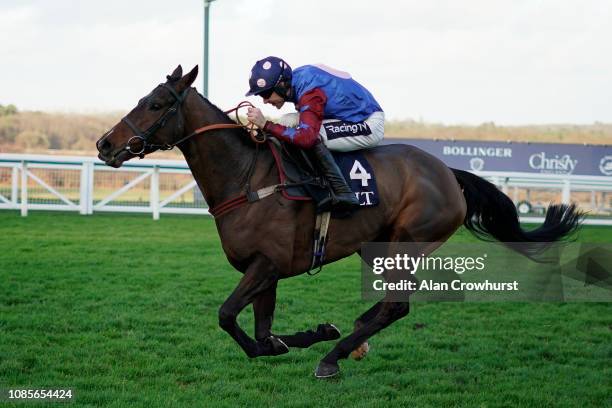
[370,127,384,145]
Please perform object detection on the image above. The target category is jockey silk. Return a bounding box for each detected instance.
[277,111,385,152]
[291,64,383,123]
[263,63,384,151]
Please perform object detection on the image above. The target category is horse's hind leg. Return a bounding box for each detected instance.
[253,286,341,348]
[350,247,385,360]
[316,299,410,378]
[315,252,415,376]
[350,301,383,360]
[347,208,465,363]
[315,236,455,378]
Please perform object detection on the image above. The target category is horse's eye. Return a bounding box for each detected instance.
[150,103,162,111]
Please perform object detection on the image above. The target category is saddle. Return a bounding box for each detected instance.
[266,138,338,214]
[266,138,379,216]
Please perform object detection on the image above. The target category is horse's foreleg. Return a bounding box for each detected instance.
[253,285,341,348]
[218,254,288,358]
[276,324,342,348]
[252,282,277,341]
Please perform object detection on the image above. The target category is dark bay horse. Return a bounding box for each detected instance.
[96,66,582,378]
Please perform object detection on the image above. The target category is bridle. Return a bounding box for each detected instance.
[119,84,264,159]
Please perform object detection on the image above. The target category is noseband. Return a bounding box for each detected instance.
[119,85,265,159]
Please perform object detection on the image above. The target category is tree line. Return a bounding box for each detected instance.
[0,104,609,154]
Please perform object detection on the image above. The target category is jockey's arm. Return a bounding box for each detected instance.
[263,88,327,149]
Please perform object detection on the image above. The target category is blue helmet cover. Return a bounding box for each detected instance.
[246,56,292,96]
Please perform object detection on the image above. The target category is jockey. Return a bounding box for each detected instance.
[246,56,385,211]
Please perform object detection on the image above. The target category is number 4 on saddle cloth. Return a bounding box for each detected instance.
[265,138,380,217]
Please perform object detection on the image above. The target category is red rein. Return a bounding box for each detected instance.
[188,101,266,145]
[203,101,268,217]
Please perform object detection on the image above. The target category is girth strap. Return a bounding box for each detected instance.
[208,183,283,218]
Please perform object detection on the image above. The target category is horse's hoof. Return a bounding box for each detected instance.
[314,361,340,379]
[350,341,370,361]
[263,336,289,356]
[317,323,341,340]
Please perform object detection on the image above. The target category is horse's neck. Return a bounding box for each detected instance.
[178,92,255,208]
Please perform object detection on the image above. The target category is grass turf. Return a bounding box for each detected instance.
[0,211,610,407]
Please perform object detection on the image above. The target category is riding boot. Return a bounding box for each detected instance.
[310,142,360,211]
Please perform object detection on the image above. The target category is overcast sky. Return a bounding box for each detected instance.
[1,0,610,124]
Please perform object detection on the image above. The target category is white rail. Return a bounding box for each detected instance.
[0,153,610,224]
[0,153,208,220]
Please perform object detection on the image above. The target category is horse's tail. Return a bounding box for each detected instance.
[451,168,583,258]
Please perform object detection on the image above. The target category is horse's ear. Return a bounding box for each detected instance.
[177,65,199,91]
[167,65,183,82]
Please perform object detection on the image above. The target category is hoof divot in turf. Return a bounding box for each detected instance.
[350,341,370,361]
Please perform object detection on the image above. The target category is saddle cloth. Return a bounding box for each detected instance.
[266,139,380,210]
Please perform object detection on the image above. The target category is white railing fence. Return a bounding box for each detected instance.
[0,154,207,220]
[1,153,611,225]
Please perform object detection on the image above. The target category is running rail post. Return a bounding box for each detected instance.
[151,165,160,220]
[11,166,18,207]
[562,180,571,204]
[80,162,88,215]
[87,162,94,215]
[20,161,27,217]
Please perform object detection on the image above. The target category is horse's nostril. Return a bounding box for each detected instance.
[98,138,112,153]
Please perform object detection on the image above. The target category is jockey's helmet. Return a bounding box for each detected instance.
[245,56,292,99]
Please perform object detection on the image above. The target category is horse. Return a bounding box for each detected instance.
[96,65,582,378]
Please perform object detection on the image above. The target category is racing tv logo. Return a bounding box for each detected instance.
[323,121,372,140]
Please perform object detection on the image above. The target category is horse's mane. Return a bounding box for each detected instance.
[194,89,244,126]
[189,88,259,153]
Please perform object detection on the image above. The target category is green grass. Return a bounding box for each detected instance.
[0,212,610,407]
